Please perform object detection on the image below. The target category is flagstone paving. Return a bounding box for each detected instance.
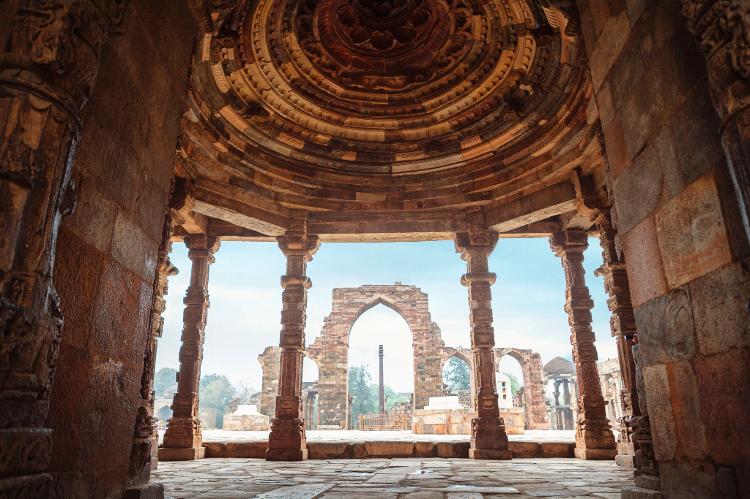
[152,457,633,498]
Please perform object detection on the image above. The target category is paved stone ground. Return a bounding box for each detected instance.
[152,457,633,498]
[159,430,576,444]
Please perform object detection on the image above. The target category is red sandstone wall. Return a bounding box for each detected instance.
[48,2,196,496]
[577,0,750,496]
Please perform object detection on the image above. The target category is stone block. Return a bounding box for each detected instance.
[587,8,631,91]
[469,448,512,460]
[641,365,676,461]
[689,260,750,356]
[435,442,469,458]
[203,442,227,458]
[413,442,436,457]
[613,140,663,234]
[574,447,617,460]
[158,447,205,461]
[350,443,368,459]
[363,441,414,458]
[655,173,732,288]
[634,289,696,367]
[621,216,669,307]
[509,441,540,458]
[307,442,349,459]
[111,213,159,282]
[226,442,268,458]
[694,348,750,465]
[659,461,718,498]
[540,442,575,458]
[666,361,707,460]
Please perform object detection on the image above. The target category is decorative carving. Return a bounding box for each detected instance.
[454,230,510,460]
[592,208,640,463]
[267,232,319,461]
[681,0,750,243]
[0,1,124,492]
[550,229,616,459]
[162,235,220,451]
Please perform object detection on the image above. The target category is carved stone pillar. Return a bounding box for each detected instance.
[0,2,124,495]
[455,230,511,460]
[592,208,640,468]
[682,2,750,244]
[267,232,319,461]
[550,229,616,460]
[160,235,220,460]
[622,340,663,497]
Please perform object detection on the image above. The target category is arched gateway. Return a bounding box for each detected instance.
[259,284,549,430]
[307,284,445,427]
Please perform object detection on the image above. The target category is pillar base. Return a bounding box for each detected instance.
[615,442,635,468]
[124,482,165,499]
[0,473,53,497]
[469,448,512,460]
[157,446,205,461]
[266,448,308,461]
[574,447,617,460]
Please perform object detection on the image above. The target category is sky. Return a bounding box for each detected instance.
[156,237,616,393]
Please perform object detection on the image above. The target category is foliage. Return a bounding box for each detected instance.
[348,365,376,423]
[199,374,236,411]
[235,382,258,405]
[501,372,520,397]
[154,367,178,397]
[443,356,470,392]
[383,385,410,410]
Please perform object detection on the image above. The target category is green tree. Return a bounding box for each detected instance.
[348,365,376,424]
[501,372,520,397]
[382,385,410,410]
[443,356,470,392]
[199,374,236,427]
[154,367,178,397]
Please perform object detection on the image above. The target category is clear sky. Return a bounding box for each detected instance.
[156,237,616,393]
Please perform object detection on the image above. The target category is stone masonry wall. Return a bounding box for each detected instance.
[47,2,196,496]
[578,0,750,495]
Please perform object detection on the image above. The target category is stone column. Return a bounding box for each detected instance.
[455,230,511,460]
[550,229,616,460]
[592,208,640,468]
[267,232,319,461]
[682,2,750,244]
[161,235,220,460]
[0,2,123,495]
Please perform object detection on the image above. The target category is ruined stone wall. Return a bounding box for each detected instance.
[309,285,445,427]
[578,1,750,495]
[258,347,281,418]
[495,348,549,430]
[46,2,196,496]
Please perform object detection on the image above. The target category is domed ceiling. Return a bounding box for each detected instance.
[180,0,602,237]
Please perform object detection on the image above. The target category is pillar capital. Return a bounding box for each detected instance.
[185,235,220,262]
[549,228,588,256]
[277,232,320,260]
[455,230,498,259]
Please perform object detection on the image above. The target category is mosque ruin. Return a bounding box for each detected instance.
[1,0,749,497]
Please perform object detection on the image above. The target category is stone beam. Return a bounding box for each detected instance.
[191,197,287,237]
[485,182,578,233]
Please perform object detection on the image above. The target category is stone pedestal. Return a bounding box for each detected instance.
[0,2,122,495]
[455,230,511,460]
[550,229,616,460]
[161,236,219,460]
[267,232,319,461]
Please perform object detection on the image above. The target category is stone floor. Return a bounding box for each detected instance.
[159,429,576,444]
[152,457,633,498]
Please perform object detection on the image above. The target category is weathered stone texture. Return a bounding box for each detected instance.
[579,0,750,493]
[45,1,196,496]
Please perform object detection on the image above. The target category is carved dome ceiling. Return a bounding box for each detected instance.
[181,0,602,236]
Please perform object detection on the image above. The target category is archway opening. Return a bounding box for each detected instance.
[302,356,320,429]
[442,355,471,409]
[497,354,525,409]
[348,303,414,430]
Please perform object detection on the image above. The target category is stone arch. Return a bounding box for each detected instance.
[309,284,445,427]
[494,347,549,429]
[440,346,475,408]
